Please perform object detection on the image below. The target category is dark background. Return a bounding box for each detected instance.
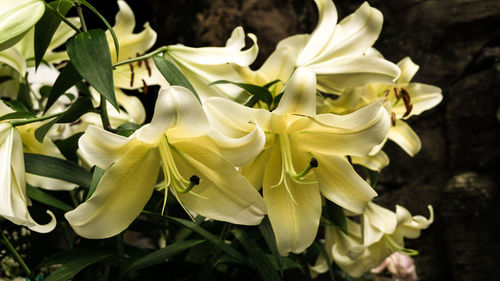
[87,1,500,280]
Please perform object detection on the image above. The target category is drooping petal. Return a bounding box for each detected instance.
[263,143,321,255]
[293,101,390,157]
[363,202,397,246]
[0,124,56,233]
[396,57,420,85]
[395,205,434,239]
[309,2,383,63]
[296,0,338,65]
[254,41,299,89]
[171,139,267,225]
[387,120,421,156]
[115,88,146,124]
[313,153,376,214]
[351,150,389,172]
[274,67,317,116]
[65,143,160,238]
[166,26,258,66]
[393,83,442,119]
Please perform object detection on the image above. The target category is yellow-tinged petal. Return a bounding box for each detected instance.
[351,150,389,172]
[0,48,26,75]
[313,153,376,214]
[0,0,44,51]
[396,57,420,85]
[309,2,383,63]
[113,58,168,90]
[387,120,421,156]
[0,123,56,233]
[274,67,317,116]
[296,0,338,65]
[363,202,397,246]
[115,88,146,124]
[263,142,321,255]
[393,82,443,119]
[395,205,434,239]
[171,139,267,225]
[293,101,390,157]
[240,148,272,190]
[65,142,160,238]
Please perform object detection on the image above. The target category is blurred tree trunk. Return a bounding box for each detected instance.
[131,0,500,280]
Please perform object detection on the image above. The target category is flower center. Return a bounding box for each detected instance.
[271,134,318,203]
[383,87,413,124]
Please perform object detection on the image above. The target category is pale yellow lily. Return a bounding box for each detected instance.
[204,67,389,254]
[65,86,267,238]
[0,101,56,232]
[322,57,443,159]
[164,26,259,103]
[0,0,44,51]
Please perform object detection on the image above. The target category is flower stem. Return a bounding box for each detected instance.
[98,96,113,132]
[112,46,168,68]
[0,230,34,280]
[10,113,62,127]
[43,1,81,33]
[74,0,88,32]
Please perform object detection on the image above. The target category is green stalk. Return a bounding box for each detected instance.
[112,46,168,68]
[98,96,113,132]
[0,230,34,280]
[10,113,62,127]
[43,1,81,33]
[74,0,88,32]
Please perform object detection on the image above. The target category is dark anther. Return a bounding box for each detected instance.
[401,88,413,117]
[190,175,200,185]
[136,52,143,67]
[310,158,318,168]
[391,112,397,126]
[144,59,152,77]
[383,89,390,97]
[394,87,401,99]
[142,79,148,94]
[129,62,135,87]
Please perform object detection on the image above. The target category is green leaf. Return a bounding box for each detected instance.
[17,82,33,112]
[258,217,284,274]
[86,166,105,200]
[43,251,112,281]
[35,96,95,143]
[24,153,92,188]
[3,100,30,113]
[232,229,282,281]
[0,111,35,121]
[44,62,82,114]
[122,240,205,274]
[26,184,73,212]
[53,132,84,162]
[34,0,73,69]
[153,56,200,103]
[166,215,246,263]
[66,29,118,110]
[77,0,119,60]
[325,201,348,235]
[209,80,273,107]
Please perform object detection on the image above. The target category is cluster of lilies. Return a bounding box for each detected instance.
[0,0,441,277]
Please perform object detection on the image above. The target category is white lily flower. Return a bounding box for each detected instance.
[110,0,167,90]
[0,102,56,233]
[0,0,44,51]
[204,67,389,254]
[164,26,259,103]
[243,0,400,96]
[65,86,267,239]
[323,57,443,157]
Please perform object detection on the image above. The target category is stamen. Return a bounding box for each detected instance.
[292,158,318,179]
[129,62,135,87]
[383,89,390,97]
[142,79,148,94]
[391,112,396,126]
[144,59,152,77]
[384,235,419,256]
[136,52,142,67]
[401,88,413,117]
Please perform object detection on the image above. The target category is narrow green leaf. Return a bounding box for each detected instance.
[34,0,73,69]
[77,0,119,60]
[263,79,281,89]
[0,112,35,121]
[53,132,84,162]
[153,56,200,103]
[3,100,30,113]
[166,215,246,263]
[325,201,348,235]
[123,240,205,274]
[209,80,273,106]
[258,217,284,274]
[24,153,92,188]
[66,29,118,110]
[26,184,73,212]
[86,166,105,200]
[44,252,112,281]
[44,62,82,114]
[35,97,95,142]
[232,229,282,281]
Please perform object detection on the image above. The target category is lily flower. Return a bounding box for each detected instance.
[65,86,267,239]
[0,101,56,232]
[110,0,167,90]
[321,57,443,158]
[164,26,259,103]
[0,0,44,51]
[204,67,389,254]
[242,0,400,96]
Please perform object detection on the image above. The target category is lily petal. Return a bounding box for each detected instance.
[351,150,389,172]
[240,148,272,189]
[0,48,26,75]
[294,101,390,157]
[396,205,434,239]
[393,82,442,119]
[172,139,267,225]
[274,67,317,116]
[363,202,397,245]
[263,143,321,255]
[0,0,45,51]
[396,57,420,85]
[387,120,421,156]
[65,142,160,238]
[313,153,377,214]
